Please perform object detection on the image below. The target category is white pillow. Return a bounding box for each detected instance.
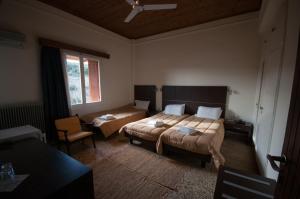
[134,100,150,110]
[195,106,222,120]
[164,104,185,116]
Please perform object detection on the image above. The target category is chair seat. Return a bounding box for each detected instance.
[59,131,93,142]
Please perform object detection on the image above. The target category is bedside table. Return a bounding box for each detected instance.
[224,120,253,145]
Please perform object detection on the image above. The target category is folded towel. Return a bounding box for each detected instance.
[147,120,164,127]
[155,121,164,127]
[178,126,199,135]
[99,114,116,120]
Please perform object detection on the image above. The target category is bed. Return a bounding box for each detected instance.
[157,115,225,168]
[157,85,227,168]
[80,85,156,138]
[119,112,189,150]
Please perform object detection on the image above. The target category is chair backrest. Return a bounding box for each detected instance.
[55,116,81,138]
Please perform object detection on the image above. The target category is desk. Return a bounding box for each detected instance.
[0,138,94,199]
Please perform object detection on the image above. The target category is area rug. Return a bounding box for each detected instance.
[89,140,217,199]
[71,134,258,199]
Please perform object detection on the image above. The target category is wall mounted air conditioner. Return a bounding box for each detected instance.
[0,30,26,48]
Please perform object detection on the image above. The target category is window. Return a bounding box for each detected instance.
[64,52,101,106]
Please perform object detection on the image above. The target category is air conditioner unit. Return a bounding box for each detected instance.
[0,30,26,48]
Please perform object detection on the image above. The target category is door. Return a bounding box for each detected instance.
[255,7,286,174]
[270,32,300,198]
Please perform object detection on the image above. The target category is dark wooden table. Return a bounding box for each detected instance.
[214,166,276,199]
[0,138,94,199]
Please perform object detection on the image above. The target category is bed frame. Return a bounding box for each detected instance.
[124,131,157,152]
[161,85,227,168]
[162,86,227,117]
[126,85,227,168]
[124,85,158,150]
[92,85,157,137]
[134,85,157,113]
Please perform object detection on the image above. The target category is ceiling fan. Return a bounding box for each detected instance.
[124,0,177,23]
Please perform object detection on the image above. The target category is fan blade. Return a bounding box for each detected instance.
[124,7,141,23]
[126,0,135,5]
[143,4,177,11]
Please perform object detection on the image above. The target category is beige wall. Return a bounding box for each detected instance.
[0,0,133,115]
[134,15,261,122]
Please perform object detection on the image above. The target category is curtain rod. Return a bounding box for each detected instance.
[39,38,110,59]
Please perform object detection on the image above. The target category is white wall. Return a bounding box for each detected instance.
[0,0,133,116]
[252,0,300,180]
[134,14,261,122]
[261,0,300,179]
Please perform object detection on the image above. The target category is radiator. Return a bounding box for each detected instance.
[0,102,46,132]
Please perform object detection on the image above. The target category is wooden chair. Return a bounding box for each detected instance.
[55,115,96,155]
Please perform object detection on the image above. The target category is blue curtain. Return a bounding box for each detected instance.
[41,46,70,141]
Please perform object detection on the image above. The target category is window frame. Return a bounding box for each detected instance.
[62,50,102,108]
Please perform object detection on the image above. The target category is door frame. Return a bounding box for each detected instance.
[254,4,288,176]
[274,30,300,198]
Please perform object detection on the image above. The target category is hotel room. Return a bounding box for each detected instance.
[0,0,299,198]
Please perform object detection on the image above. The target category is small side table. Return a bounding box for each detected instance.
[224,120,253,145]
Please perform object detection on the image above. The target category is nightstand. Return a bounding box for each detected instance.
[224,120,253,145]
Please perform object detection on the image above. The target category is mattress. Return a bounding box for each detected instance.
[156,115,225,168]
[119,112,189,142]
[80,105,146,138]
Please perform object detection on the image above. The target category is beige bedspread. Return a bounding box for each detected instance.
[80,105,146,138]
[119,112,189,142]
[157,115,225,168]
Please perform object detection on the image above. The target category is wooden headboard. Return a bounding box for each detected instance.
[134,85,157,112]
[162,86,227,118]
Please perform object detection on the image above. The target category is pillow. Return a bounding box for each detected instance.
[164,104,185,116]
[195,106,222,120]
[134,100,150,110]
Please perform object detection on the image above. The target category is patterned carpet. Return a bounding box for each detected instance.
[70,135,257,199]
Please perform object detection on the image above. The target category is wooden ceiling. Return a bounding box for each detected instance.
[38,0,261,39]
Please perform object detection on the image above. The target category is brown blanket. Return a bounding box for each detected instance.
[119,112,189,142]
[157,115,225,168]
[80,105,146,138]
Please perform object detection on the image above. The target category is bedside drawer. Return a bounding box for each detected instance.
[224,121,253,145]
[224,123,252,131]
[227,126,250,132]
